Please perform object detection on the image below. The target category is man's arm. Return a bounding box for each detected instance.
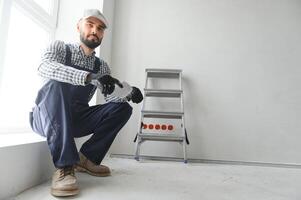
[38,40,89,86]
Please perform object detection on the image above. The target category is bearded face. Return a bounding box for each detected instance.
[80,31,102,49]
[78,18,105,49]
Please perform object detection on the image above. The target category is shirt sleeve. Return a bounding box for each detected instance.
[104,94,129,103]
[38,40,89,86]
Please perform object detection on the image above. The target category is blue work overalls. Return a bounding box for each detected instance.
[30,45,132,168]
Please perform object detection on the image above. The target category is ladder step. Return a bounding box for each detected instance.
[138,133,185,142]
[146,69,182,79]
[146,68,182,73]
[144,89,182,98]
[141,110,183,119]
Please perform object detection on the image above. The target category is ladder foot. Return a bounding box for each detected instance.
[184,160,188,164]
[135,157,140,161]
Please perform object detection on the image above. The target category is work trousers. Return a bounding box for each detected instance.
[30,81,132,168]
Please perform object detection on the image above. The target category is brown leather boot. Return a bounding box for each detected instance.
[75,152,111,177]
[51,166,79,197]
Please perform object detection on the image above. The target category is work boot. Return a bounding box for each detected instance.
[75,152,111,177]
[51,166,79,197]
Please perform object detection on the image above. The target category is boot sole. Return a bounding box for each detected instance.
[51,188,79,197]
[75,165,111,177]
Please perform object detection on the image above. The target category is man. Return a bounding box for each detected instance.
[29,9,143,197]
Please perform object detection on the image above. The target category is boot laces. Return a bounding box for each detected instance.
[59,166,75,179]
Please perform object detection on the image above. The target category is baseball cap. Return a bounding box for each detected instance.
[82,9,108,28]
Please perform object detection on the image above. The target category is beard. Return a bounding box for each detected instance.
[80,33,102,49]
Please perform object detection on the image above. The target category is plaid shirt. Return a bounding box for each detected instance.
[38,40,126,102]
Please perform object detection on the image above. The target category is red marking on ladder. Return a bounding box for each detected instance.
[167,125,174,131]
[148,124,154,129]
[155,124,160,130]
[142,123,174,131]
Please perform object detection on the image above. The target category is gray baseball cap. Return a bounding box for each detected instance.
[82,9,108,28]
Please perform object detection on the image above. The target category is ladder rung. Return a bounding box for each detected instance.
[141,110,183,119]
[144,89,182,98]
[138,133,185,142]
[146,69,182,79]
[146,68,182,73]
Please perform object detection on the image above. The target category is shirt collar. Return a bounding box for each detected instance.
[75,42,96,57]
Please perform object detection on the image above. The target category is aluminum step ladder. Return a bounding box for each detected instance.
[134,68,189,163]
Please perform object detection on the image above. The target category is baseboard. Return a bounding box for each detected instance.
[110,153,301,169]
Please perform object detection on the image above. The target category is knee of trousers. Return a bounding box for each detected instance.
[118,102,133,119]
[38,81,73,122]
[105,102,133,121]
[33,81,74,138]
[46,81,72,101]
[36,81,72,104]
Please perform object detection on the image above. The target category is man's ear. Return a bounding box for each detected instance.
[77,21,81,33]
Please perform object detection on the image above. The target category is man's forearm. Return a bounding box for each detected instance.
[38,60,89,86]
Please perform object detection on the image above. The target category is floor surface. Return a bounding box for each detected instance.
[13,158,301,200]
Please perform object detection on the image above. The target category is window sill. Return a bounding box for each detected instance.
[0,132,46,148]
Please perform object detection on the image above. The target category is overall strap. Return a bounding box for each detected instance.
[65,44,72,66]
[94,57,101,73]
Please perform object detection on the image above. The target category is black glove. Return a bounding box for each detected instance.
[98,75,123,96]
[130,87,143,104]
[87,74,123,96]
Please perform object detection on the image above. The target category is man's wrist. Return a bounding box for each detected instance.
[85,73,93,84]
[125,87,134,101]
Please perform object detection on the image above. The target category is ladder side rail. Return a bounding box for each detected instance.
[180,71,188,163]
[135,70,149,160]
[140,70,149,132]
[141,70,148,116]
[137,70,148,136]
[145,70,149,89]
[179,71,183,112]
[179,71,182,90]
[180,71,186,137]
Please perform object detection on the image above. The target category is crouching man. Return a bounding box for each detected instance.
[29,9,143,197]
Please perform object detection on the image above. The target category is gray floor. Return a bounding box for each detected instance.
[14,158,301,200]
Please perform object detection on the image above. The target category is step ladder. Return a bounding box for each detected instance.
[134,68,189,163]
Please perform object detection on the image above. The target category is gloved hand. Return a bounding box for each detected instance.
[87,73,123,96]
[130,87,143,104]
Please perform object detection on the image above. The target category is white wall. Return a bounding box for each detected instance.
[106,0,301,165]
[0,142,53,200]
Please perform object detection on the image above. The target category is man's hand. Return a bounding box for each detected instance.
[130,87,143,104]
[87,73,123,96]
[98,75,123,96]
